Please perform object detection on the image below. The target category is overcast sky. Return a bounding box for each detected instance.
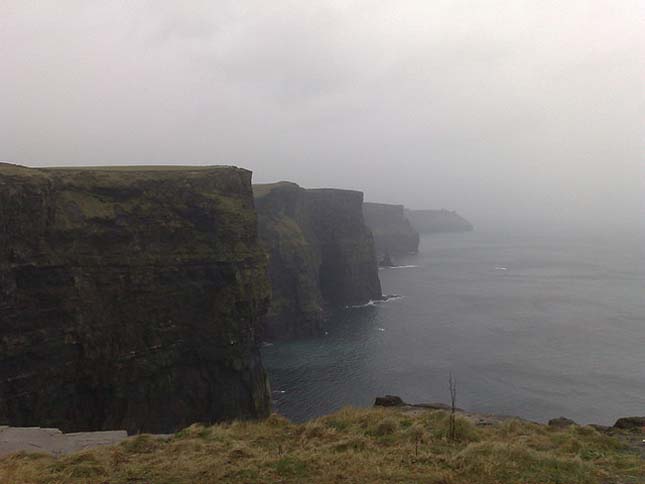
[1,1,643,230]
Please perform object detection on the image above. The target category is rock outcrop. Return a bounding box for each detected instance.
[254,182,382,340]
[548,417,577,428]
[405,209,473,234]
[0,163,271,434]
[613,416,645,431]
[363,202,419,256]
[374,395,405,407]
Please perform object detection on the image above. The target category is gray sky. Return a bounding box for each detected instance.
[1,1,643,230]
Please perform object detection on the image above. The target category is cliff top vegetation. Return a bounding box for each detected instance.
[1,407,642,483]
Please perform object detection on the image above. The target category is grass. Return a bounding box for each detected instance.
[0,407,642,483]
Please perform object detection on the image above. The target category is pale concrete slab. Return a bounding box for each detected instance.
[0,427,129,458]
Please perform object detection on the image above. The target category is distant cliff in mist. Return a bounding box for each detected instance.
[405,209,474,234]
[363,202,419,256]
[254,182,382,340]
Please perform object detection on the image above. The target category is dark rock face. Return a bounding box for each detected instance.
[0,163,271,434]
[363,203,419,256]
[405,209,473,234]
[307,189,383,308]
[254,182,382,340]
[613,417,645,431]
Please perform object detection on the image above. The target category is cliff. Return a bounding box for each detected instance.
[405,209,474,234]
[254,182,382,340]
[0,163,271,434]
[363,202,419,256]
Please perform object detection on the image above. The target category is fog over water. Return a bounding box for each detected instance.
[1,1,643,231]
[264,231,645,424]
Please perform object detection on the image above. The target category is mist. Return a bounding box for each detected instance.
[1,1,643,232]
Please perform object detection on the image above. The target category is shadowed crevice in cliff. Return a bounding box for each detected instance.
[0,163,271,434]
[254,182,382,341]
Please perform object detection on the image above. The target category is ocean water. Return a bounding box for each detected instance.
[262,230,645,425]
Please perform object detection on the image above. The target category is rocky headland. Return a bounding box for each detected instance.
[0,163,271,434]
[254,182,382,340]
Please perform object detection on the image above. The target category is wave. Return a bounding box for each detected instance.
[347,300,377,308]
[379,264,419,270]
[495,266,508,271]
[346,295,404,308]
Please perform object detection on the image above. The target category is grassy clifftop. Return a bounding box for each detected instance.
[2,407,642,483]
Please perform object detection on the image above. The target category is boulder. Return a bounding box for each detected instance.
[374,395,405,407]
[613,417,645,431]
[548,417,577,428]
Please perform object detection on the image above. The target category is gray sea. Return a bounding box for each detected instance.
[262,229,644,425]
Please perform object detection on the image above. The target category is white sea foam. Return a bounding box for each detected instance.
[347,300,377,308]
[380,264,419,270]
[495,266,508,271]
[346,295,404,308]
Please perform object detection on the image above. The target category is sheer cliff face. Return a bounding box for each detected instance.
[253,183,324,340]
[254,183,382,340]
[404,209,474,234]
[0,163,271,434]
[363,203,420,256]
